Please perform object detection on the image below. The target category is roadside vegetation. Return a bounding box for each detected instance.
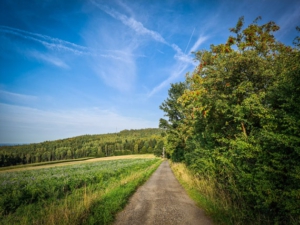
[0,157,162,224]
[171,161,245,224]
[162,17,300,224]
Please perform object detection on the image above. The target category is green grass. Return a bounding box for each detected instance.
[0,158,162,224]
[87,162,159,224]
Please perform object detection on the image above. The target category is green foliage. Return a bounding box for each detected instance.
[159,82,187,161]
[161,17,300,224]
[0,158,161,224]
[0,128,164,167]
[153,140,164,157]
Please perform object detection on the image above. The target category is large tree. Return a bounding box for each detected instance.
[159,82,187,161]
[162,17,300,223]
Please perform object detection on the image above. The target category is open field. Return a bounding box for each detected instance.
[0,154,156,173]
[0,157,95,172]
[0,156,161,224]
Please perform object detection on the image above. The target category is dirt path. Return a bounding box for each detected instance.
[114,160,213,225]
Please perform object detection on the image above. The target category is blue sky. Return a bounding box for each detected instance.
[0,0,299,143]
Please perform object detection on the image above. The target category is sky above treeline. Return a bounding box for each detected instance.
[0,0,299,143]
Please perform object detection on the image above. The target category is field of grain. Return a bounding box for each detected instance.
[0,154,156,173]
[0,156,161,224]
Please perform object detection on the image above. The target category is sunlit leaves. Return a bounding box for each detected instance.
[160,17,300,223]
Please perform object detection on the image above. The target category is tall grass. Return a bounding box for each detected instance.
[171,162,300,225]
[0,158,162,225]
[170,161,245,225]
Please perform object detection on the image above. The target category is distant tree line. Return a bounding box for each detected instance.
[0,128,164,167]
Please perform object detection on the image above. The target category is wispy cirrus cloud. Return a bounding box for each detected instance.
[190,35,209,53]
[184,27,195,54]
[92,0,199,64]
[115,0,135,16]
[173,34,208,64]
[147,62,189,97]
[91,1,167,44]
[0,90,38,104]
[0,25,89,55]
[97,50,145,63]
[0,25,135,61]
[148,34,208,97]
[83,5,141,92]
[92,47,136,92]
[172,43,195,65]
[29,51,69,69]
[90,0,208,96]
[106,49,146,58]
[91,1,207,95]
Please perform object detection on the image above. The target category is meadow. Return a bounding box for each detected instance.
[0,157,162,224]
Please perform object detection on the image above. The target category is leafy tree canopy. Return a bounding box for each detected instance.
[160,17,300,223]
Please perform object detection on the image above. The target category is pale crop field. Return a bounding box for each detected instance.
[0,156,161,224]
[0,154,156,173]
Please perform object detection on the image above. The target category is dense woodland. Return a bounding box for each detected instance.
[0,128,164,167]
[160,17,300,224]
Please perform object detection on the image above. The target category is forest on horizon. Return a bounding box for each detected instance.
[0,128,164,167]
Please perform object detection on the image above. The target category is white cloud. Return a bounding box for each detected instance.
[0,90,38,103]
[92,1,197,62]
[148,62,188,97]
[83,9,140,92]
[172,43,196,65]
[0,25,89,55]
[115,0,135,16]
[0,103,157,143]
[91,1,167,44]
[105,50,146,59]
[148,35,208,97]
[189,35,209,53]
[93,49,136,91]
[29,51,69,69]
[89,1,206,96]
[184,27,195,54]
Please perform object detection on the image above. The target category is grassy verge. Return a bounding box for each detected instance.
[0,158,162,225]
[170,161,243,225]
[86,160,161,224]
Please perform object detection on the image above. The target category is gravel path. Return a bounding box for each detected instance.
[114,160,213,225]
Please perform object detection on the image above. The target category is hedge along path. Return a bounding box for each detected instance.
[114,160,213,225]
[0,154,156,173]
